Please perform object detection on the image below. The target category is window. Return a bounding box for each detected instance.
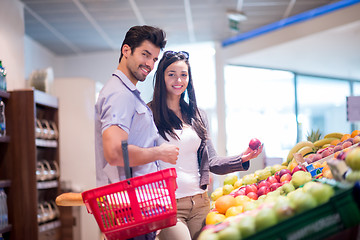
[297,75,351,139]
[224,66,296,165]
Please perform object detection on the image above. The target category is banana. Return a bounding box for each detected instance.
[297,146,315,157]
[286,141,315,162]
[324,132,344,139]
[313,137,339,148]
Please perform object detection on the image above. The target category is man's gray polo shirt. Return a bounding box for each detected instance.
[95,70,158,187]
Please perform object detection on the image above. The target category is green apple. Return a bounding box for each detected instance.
[346,148,360,170]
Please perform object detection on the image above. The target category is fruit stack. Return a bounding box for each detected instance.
[201,178,336,240]
[285,130,360,179]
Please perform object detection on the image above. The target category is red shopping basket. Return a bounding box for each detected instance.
[82,167,177,240]
[56,140,178,240]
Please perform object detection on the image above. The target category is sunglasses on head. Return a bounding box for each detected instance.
[164,51,189,60]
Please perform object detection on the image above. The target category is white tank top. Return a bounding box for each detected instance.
[158,125,205,199]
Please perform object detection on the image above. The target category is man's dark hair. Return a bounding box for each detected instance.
[119,25,167,62]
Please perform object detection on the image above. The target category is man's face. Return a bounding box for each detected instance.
[123,40,160,84]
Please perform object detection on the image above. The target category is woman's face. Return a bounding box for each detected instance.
[164,60,189,98]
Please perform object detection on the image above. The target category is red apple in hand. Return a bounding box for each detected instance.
[249,138,261,150]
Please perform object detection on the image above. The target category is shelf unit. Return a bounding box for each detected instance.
[0,90,11,237]
[1,89,61,240]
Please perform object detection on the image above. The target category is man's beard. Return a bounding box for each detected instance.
[130,65,150,82]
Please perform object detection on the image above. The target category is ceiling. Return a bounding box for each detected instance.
[19,0,341,56]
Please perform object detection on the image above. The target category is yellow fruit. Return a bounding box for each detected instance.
[225,206,243,218]
[273,164,287,172]
[297,146,315,157]
[324,132,344,139]
[288,159,298,172]
[287,141,315,163]
[235,195,252,207]
[313,138,338,148]
[223,184,234,195]
[205,211,226,225]
[224,174,238,186]
[210,189,223,201]
[215,195,237,214]
[330,139,341,146]
[233,179,243,189]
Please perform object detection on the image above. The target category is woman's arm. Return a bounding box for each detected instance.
[199,109,262,175]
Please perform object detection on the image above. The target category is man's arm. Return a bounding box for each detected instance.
[103,125,179,167]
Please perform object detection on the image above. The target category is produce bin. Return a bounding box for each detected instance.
[244,182,360,240]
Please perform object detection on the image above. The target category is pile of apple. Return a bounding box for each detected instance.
[228,166,307,201]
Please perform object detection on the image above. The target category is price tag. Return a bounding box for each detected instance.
[347,96,360,121]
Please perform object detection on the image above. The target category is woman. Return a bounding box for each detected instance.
[148,51,262,240]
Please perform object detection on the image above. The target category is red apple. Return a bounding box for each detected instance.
[269,182,282,191]
[249,138,261,150]
[280,173,292,183]
[291,165,307,175]
[257,186,269,196]
[281,180,290,185]
[257,180,270,189]
[247,191,258,200]
[245,184,258,195]
[274,171,281,182]
[234,187,246,197]
[279,169,291,177]
[267,175,279,184]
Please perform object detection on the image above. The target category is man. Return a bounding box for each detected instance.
[95,26,179,240]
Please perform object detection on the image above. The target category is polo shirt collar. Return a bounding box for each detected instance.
[113,69,137,92]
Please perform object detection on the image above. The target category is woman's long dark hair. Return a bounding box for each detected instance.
[149,52,207,142]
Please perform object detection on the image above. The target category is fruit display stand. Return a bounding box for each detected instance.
[244,180,360,240]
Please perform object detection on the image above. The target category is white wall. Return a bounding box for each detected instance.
[54,51,118,85]
[53,77,100,240]
[24,35,56,83]
[0,0,25,90]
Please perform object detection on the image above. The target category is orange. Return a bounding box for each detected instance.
[225,206,243,218]
[313,161,321,169]
[205,211,226,225]
[288,159,298,172]
[341,134,351,142]
[215,195,237,214]
[330,139,341,146]
[351,130,360,138]
[323,170,333,179]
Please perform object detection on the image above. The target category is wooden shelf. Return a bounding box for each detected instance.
[36,139,58,148]
[37,180,58,190]
[0,179,11,188]
[38,220,61,233]
[3,89,61,240]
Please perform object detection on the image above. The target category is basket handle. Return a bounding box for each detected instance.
[55,192,84,206]
[121,140,132,179]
